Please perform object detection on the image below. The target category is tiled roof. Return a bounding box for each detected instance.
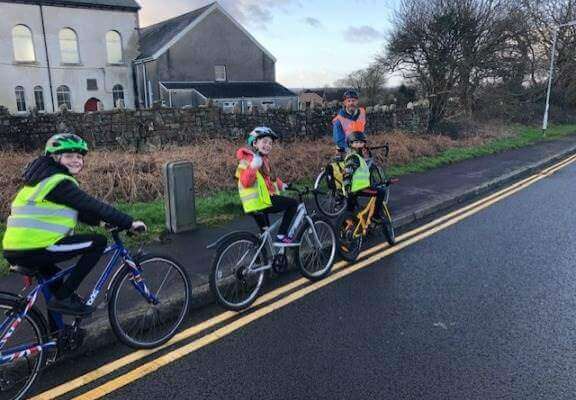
[161,81,297,99]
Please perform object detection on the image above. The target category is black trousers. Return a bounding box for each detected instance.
[4,234,107,300]
[253,195,299,235]
[347,187,387,216]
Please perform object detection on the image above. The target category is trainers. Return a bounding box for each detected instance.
[273,235,299,247]
[47,294,94,316]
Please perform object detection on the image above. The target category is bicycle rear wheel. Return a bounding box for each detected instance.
[0,294,49,400]
[314,169,347,218]
[209,232,268,311]
[335,211,363,262]
[295,216,336,281]
[381,204,396,245]
[108,254,191,349]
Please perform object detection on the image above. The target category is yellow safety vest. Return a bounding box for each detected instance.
[236,161,272,213]
[346,153,370,193]
[2,174,79,250]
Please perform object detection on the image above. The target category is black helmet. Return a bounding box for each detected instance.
[346,131,367,146]
[343,89,359,100]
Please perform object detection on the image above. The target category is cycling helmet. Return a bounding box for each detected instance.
[45,133,88,155]
[343,89,359,100]
[346,131,367,146]
[247,127,278,146]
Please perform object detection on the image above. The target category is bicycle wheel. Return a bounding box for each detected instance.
[381,204,396,246]
[209,232,268,311]
[335,211,363,262]
[108,254,191,349]
[295,216,337,281]
[314,169,347,218]
[0,294,49,400]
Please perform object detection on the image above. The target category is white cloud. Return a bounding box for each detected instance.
[343,25,385,42]
[303,17,322,29]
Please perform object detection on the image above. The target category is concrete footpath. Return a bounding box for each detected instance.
[2,134,576,352]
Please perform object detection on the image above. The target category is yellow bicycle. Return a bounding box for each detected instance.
[335,179,397,262]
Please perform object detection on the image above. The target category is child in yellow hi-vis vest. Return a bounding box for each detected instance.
[236,127,298,245]
[343,131,387,223]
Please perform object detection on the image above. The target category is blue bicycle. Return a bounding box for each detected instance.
[0,227,191,400]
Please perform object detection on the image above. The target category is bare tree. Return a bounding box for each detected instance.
[335,64,387,106]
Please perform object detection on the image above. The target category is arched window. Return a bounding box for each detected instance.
[112,84,125,108]
[15,86,26,112]
[34,86,45,111]
[12,25,35,62]
[57,85,71,110]
[106,31,123,64]
[59,28,79,64]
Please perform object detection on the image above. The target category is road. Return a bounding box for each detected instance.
[32,157,576,400]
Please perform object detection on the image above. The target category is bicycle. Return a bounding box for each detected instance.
[314,144,392,218]
[0,227,191,400]
[335,178,398,262]
[208,186,337,311]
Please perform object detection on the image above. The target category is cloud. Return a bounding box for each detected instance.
[343,25,385,42]
[139,0,300,29]
[303,17,322,29]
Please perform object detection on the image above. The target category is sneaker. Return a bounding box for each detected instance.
[273,235,299,247]
[47,294,94,316]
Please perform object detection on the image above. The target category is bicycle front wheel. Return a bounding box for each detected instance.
[314,169,347,217]
[108,254,191,349]
[295,216,336,281]
[381,204,396,246]
[335,211,363,262]
[0,294,49,400]
[209,232,267,311]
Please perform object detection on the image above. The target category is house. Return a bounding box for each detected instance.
[134,2,297,111]
[299,91,325,110]
[298,88,348,110]
[0,0,140,113]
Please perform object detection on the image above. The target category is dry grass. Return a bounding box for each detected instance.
[0,129,505,219]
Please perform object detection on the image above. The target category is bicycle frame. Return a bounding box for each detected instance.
[0,234,154,366]
[352,188,393,239]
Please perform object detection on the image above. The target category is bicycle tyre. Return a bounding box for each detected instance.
[314,169,347,218]
[209,232,268,311]
[381,206,396,246]
[0,294,49,400]
[108,254,191,349]
[295,216,336,281]
[335,211,363,262]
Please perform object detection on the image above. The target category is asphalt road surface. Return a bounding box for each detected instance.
[33,159,576,400]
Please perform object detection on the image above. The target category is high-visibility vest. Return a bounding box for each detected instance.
[346,153,370,193]
[236,161,272,213]
[3,174,79,250]
[332,108,366,136]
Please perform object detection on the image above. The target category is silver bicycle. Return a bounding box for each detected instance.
[208,187,337,311]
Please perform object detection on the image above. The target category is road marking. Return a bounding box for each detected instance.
[32,153,576,400]
[69,154,576,400]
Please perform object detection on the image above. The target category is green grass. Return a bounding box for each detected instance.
[1,123,575,276]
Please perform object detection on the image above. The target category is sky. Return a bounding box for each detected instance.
[137,0,400,88]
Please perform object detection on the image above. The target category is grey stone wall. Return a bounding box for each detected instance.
[0,106,430,152]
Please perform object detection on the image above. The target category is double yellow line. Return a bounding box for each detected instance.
[32,153,576,400]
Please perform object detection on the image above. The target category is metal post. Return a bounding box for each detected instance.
[542,28,558,135]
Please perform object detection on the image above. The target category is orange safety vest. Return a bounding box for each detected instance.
[332,108,366,135]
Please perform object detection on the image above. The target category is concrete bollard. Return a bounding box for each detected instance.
[163,161,196,233]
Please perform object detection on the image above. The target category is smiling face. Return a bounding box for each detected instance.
[344,97,359,113]
[254,136,274,155]
[351,140,366,150]
[55,152,84,175]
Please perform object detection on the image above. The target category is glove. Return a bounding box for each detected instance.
[282,182,291,191]
[250,154,263,169]
[130,221,147,233]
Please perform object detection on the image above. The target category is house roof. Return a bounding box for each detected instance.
[136,2,276,62]
[137,3,214,60]
[0,0,140,10]
[161,82,297,99]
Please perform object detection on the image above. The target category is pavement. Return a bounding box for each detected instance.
[3,134,576,355]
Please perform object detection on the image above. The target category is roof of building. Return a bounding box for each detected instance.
[302,88,348,102]
[137,3,214,59]
[136,2,276,62]
[0,0,140,10]
[161,82,297,99]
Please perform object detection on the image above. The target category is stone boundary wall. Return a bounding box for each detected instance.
[0,106,430,152]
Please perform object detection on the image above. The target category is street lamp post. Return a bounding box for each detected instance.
[542,20,576,135]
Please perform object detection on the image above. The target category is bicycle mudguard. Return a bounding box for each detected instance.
[206,231,255,250]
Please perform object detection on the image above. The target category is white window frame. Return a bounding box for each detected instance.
[113,84,125,108]
[106,30,123,64]
[15,86,27,112]
[34,86,45,112]
[59,28,80,64]
[56,85,72,110]
[12,25,36,63]
[215,65,227,82]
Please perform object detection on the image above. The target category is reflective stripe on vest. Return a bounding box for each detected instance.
[347,154,370,193]
[2,174,79,250]
[332,108,366,136]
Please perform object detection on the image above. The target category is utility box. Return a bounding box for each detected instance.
[164,161,196,233]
